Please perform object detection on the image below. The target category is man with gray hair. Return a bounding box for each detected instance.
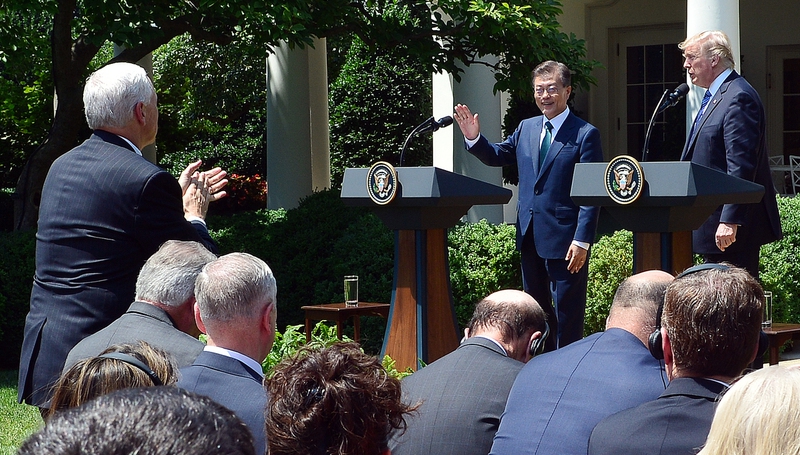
[177,252,278,455]
[19,61,228,409]
[389,290,547,455]
[63,240,216,371]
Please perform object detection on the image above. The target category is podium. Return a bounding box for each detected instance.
[570,161,764,274]
[341,166,512,370]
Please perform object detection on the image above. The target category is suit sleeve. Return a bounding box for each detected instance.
[468,131,522,167]
[574,126,603,244]
[721,89,762,225]
[134,170,218,254]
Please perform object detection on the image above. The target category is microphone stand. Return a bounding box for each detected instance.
[398,117,433,167]
[641,89,670,162]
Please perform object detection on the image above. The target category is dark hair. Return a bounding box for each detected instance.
[266,342,416,455]
[532,60,572,88]
[663,264,763,378]
[19,387,255,455]
[467,290,546,342]
[48,341,178,418]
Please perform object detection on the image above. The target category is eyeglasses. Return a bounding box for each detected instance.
[534,86,562,96]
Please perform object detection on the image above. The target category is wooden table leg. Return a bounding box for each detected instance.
[336,319,343,340]
[353,315,361,344]
[305,318,312,343]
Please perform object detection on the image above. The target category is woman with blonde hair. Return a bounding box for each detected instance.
[698,366,800,455]
[48,340,178,417]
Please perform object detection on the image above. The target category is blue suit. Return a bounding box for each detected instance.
[489,329,666,455]
[18,130,216,407]
[177,351,267,455]
[468,112,602,348]
[681,71,781,276]
[588,377,727,455]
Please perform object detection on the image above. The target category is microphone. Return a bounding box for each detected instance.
[416,116,454,135]
[398,116,455,166]
[656,83,689,113]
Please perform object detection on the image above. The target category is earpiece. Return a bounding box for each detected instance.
[649,263,731,360]
[529,322,550,357]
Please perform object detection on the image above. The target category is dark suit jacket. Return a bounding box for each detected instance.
[489,329,666,455]
[63,301,204,371]
[18,130,216,406]
[468,112,602,259]
[588,377,727,455]
[681,71,781,254]
[177,351,267,455]
[388,337,524,455]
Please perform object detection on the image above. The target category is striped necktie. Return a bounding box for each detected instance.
[689,90,712,138]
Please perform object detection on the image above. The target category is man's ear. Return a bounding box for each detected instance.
[662,327,673,366]
[194,302,207,335]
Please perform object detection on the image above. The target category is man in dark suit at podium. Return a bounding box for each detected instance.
[18,62,228,409]
[679,30,781,278]
[454,60,603,350]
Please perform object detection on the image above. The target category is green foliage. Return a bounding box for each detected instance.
[263,322,350,374]
[208,189,395,352]
[447,220,522,326]
[760,196,800,323]
[0,230,36,369]
[328,33,432,188]
[0,370,42,455]
[585,230,633,335]
[153,34,267,182]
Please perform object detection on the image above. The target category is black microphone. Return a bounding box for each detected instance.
[416,116,454,135]
[398,116,455,166]
[656,83,689,113]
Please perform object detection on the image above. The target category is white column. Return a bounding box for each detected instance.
[685,0,740,130]
[432,60,513,224]
[266,39,330,210]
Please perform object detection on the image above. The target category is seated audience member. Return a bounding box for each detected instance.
[48,341,177,417]
[490,270,672,455]
[266,342,415,455]
[389,290,547,455]
[64,240,216,371]
[17,387,255,455]
[589,263,764,455]
[698,366,800,455]
[176,252,276,455]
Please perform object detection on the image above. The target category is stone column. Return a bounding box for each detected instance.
[266,39,331,210]
[685,0,740,130]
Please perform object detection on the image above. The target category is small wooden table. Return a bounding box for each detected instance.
[301,302,390,344]
[762,323,800,365]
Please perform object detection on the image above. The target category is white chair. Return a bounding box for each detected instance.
[790,155,800,195]
[769,155,785,166]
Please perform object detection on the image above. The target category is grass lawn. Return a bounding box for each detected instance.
[0,371,42,455]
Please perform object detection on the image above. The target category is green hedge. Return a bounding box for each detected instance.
[2,194,800,367]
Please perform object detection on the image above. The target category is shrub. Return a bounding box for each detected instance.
[760,196,800,323]
[447,220,521,327]
[585,230,633,335]
[0,229,36,369]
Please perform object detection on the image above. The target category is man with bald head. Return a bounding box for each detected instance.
[489,271,672,455]
[389,290,547,455]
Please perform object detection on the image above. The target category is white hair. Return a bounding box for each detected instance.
[83,62,155,130]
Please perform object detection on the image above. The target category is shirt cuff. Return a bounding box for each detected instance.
[571,240,590,250]
[464,135,480,149]
[186,215,206,226]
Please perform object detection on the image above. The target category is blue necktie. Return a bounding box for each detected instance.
[539,121,553,166]
[690,90,712,138]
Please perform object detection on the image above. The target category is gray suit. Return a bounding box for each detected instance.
[63,301,204,371]
[389,337,523,455]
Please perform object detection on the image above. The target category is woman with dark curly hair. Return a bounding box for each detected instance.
[265,342,416,455]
